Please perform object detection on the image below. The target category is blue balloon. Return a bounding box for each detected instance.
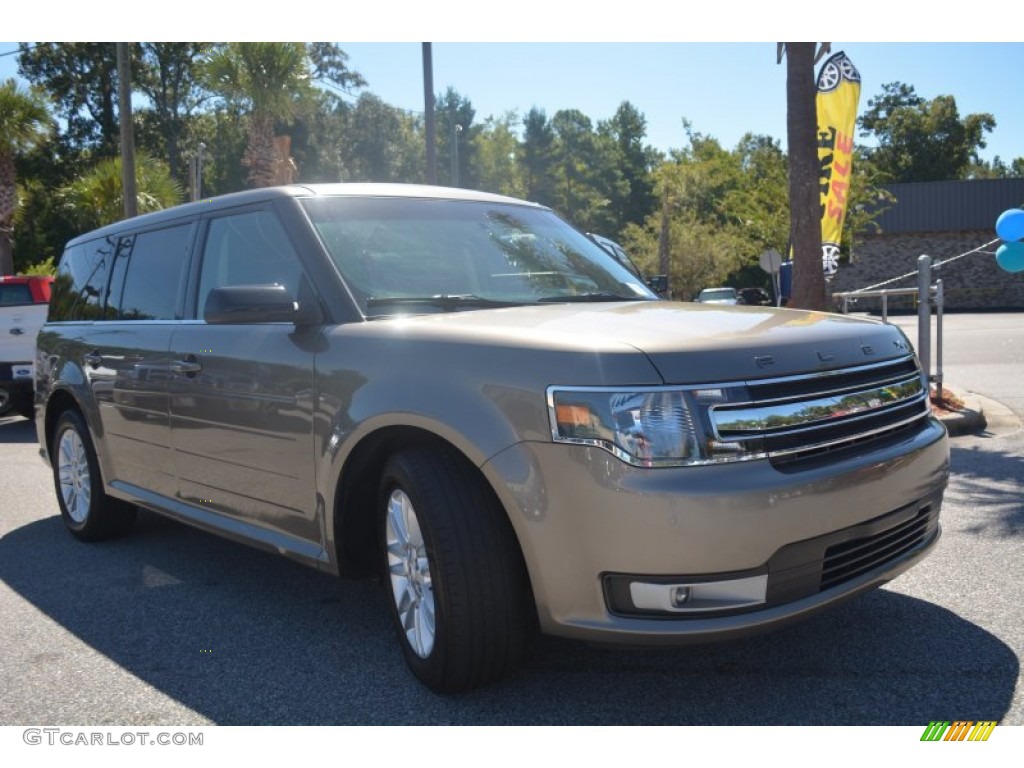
[996,208,1024,242]
[996,241,1024,273]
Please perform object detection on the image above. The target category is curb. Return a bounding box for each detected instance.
[935,387,986,437]
[934,386,1022,437]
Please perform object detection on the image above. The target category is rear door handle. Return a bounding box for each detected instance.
[171,357,202,376]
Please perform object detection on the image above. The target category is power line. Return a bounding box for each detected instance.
[0,44,36,59]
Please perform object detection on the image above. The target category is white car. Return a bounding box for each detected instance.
[696,287,739,305]
[1,275,53,418]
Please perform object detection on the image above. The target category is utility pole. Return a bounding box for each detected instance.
[422,43,437,185]
[451,124,462,187]
[116,42,137,219]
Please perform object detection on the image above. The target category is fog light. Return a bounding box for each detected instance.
[670,586,691,607]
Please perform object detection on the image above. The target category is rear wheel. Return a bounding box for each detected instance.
[52,410,136,541]
[379,446,528,693]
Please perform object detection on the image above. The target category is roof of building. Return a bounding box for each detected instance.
[869,178,1024,235]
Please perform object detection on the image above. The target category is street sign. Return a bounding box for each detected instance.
[759,250,783,275]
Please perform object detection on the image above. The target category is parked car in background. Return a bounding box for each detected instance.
[696,286,739,304]
[738,287,773,306]
[36,184,948,693]
[1,275,53,418]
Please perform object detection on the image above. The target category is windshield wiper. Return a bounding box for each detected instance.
[366,294,526,312]
[537,292,649,303]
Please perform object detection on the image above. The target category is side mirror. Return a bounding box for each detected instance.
[204,284,323,325]
[646,275,668,295]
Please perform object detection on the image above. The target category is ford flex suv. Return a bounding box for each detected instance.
[35,184,949,692]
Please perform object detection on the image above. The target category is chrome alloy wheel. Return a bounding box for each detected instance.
[58,428,92,523]
[386,488,436,658]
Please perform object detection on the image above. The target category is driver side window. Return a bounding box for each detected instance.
[197,210,302,318]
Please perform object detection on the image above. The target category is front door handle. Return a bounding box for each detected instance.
[171,356,202,376]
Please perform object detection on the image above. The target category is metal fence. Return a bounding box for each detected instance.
[833,255,945,400]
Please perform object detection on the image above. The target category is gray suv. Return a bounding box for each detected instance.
[35,184,949,692]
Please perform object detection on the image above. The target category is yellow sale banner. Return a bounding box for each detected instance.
[816,52,861,277]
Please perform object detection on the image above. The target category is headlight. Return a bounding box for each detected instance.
[547,386,766,467]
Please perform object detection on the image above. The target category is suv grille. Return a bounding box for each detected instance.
[709,357,930,465]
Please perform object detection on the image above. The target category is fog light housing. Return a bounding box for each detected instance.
[670,586,691,607]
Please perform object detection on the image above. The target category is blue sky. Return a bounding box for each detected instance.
[4,5,1023,164]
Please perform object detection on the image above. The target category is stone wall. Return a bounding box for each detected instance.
[830,230,1024,312]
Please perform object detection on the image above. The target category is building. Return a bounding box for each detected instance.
[832,178,1024,310]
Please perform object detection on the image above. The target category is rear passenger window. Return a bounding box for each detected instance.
[197,210,302,317]
[116,224,192,320]
[48,236,117,321]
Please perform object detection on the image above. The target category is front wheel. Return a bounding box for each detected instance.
[379,446,529,693]
[52,410,136,541]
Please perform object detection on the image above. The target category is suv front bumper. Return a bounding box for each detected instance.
[483,416,949,644]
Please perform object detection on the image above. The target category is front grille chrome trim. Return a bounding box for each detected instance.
[710,375,926,440]
[763,412,930,459]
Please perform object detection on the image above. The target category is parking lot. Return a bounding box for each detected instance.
[1,312,1021,726]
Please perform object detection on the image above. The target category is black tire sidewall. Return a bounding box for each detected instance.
[378,452,453,691]
[52,411,100,536]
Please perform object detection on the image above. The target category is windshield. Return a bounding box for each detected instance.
[300,197,656,316]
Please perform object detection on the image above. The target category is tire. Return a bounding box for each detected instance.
[51,409,136,541]
[14,392,35,420]
[379,446,528,693]
[0,388,12,418]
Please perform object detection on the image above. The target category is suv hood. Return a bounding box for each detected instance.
[369,301,913,384]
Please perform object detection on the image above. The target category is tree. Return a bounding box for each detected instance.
[203,43,365,189]
[550,108,605,230]
[858,82,996,182]
[0,79,52,275]
[596,101,659,235]
[472,112,524,198]
[18,43,122,158]
[783,42,826,311]
[203,43,316,188]
[436,88,478,188]
[59,153,181,231]
[338,93,423,183]
[621,129,768,299]
[134,43,213,184]
[520,107,557,206]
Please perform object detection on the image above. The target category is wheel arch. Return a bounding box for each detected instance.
[330,424,534,612]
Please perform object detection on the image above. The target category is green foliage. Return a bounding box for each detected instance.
[203,42,312,123]
[59,153,182,231]
[134,43,213,184]
[18,42,123,157]
[472,112,525,198]
[22,255,55,275]
[858,82,996,182]
[0,78,53,156]
[436,88,479,188]
[520,108,557,206]
[596,101,660,233]
[622,128,790,300]
[337,93,423,183]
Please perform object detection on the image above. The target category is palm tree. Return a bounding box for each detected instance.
[203,43,312,188]
[59,153,182,231]
[782,43,826,310]
[0,79,52,275]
